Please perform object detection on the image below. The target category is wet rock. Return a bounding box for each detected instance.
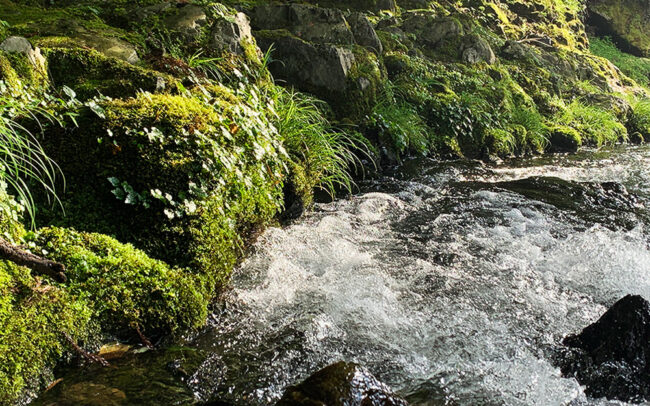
[98,342,131,361]
[0,36,46,70]
[256,31,355,94]
[347,12,383,54]
[210,12,253,54]
[58,382,127,405]
[560,295,650,402]
[277,361,408,405]
[461,35,496,64]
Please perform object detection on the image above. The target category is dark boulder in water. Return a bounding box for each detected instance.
[277,361,408,405]
[560,295,650,403]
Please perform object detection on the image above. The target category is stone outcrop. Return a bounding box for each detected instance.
[209,11,253,55]
[256,31,355,94]
[250,3,383,115]
[587,0,650,57]
[0,36,46,70]
[277,362,408,406]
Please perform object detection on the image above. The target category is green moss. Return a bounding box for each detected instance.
[484,127,515,156]
[0,186,92,405]
[27,227,209,335]
[342,45,384,119]
[0,261,93,405]
[42,47,176,99]
[0,52,20,91]
[37,88,286,288]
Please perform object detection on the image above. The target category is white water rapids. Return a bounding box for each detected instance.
[183,146,650,405]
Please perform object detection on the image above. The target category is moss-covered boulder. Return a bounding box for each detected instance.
[38,87,287,290]
[43,47,175,98]
[549,125,582,152]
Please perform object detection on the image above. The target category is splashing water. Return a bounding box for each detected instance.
[34,146,650,406]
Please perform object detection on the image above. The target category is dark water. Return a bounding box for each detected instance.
[34,145,650,406]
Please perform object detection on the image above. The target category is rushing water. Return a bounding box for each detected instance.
[35,145,650,406]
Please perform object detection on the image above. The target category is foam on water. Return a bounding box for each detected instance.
[195,146,650,406]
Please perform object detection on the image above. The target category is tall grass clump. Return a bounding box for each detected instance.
[590,36,650,87]
[269,87,363,202]
[629,98,650,137]
[0,94,62,225]
[553,99,627,146]
[509,106,549,153]
[371,97,429,158]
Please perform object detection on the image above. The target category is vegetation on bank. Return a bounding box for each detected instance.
[0,0,650,403]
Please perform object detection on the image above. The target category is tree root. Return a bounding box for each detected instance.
[0,237,66,282]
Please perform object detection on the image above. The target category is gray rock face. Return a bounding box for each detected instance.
[0,36,33,54]
[461,35,496,64]
[402,13,464,48]
[0,36,47,70]
[347,12,383,54]
[134,2,173,21]
[210,12,253,54]
[164,5,208,41]
[257,32,354,93]
[500,40,535,60]
[251,4,354,46]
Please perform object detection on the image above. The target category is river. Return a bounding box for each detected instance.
[35,145,650,406]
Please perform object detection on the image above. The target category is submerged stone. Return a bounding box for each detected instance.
[277,361,408,405]
[560,295,650,403]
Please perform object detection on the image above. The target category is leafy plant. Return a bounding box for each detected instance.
[629,98,650,137]
[187,50,223,82]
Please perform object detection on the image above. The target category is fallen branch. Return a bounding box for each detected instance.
[62,332,110,367]
[135,324,154,349]
[0,237,66,282]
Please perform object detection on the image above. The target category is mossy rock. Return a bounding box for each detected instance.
[42,47,176,99]
[26,227,209,336]
[587,0,650,57]
[549,125,582,152]
[36,89,286,291]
